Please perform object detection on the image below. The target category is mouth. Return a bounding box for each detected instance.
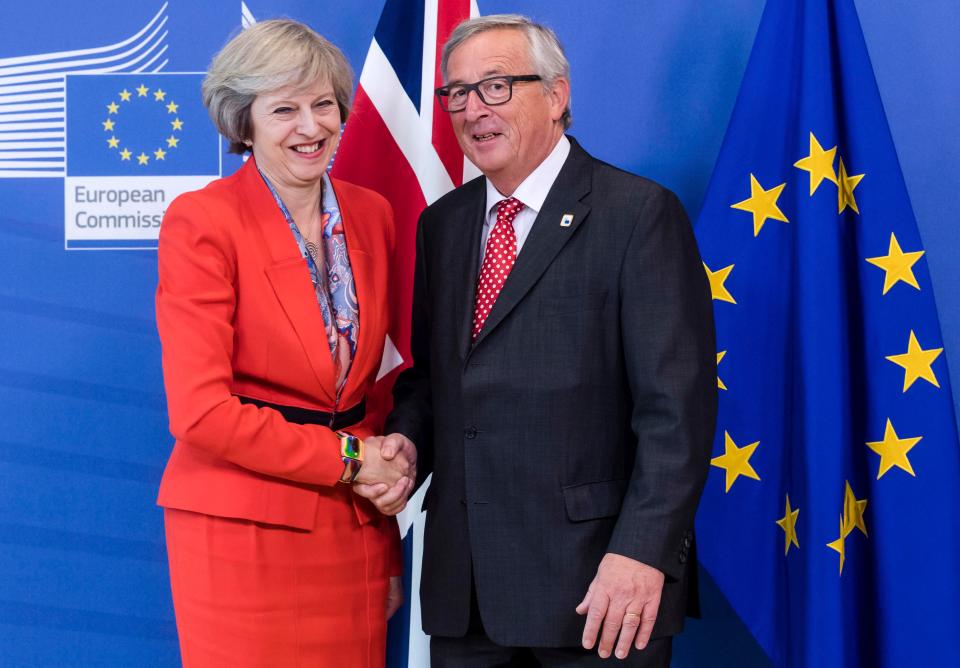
[290,139,326,156]
[472,132,501,143]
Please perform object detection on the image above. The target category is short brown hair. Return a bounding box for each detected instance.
[202,19,353,154]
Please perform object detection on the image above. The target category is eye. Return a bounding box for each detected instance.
[488,81,507,92]
[314,99,334,108]
[449,87,467,101]
[272,106,293,114]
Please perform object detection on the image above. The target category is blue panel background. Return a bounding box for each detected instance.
[0,1,956,666]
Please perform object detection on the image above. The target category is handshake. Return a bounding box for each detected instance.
[352,433,418,516]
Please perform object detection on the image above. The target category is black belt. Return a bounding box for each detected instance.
[236,395,366,431]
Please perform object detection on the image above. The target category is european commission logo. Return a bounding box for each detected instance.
[64,73,220,249]
[0,2,228,250]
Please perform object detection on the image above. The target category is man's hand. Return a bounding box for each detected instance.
[575,553,665,660]
[353,433,417,515]
[386,575,404,619]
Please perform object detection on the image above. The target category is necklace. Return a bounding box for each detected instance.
[305,239,321,262]
[295,178,326,261]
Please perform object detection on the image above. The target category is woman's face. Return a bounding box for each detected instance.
[248,78,341,192]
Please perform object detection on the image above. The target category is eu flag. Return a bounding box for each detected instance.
[693,1,960,666]
[66,73,218,177]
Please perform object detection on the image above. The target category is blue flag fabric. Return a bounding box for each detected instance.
[693,1,960,666]
[66,73,218,177]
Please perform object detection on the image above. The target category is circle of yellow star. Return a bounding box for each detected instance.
[101,84,185,166]
[776,494,800,555]
[793,132,837,196]
[703,262,736,304]
[837,157,865,215]
[886,330,942,392]
[866,418,921,479]
[865,233,924,295]
[710,431,760,493]
[731,174,789,237]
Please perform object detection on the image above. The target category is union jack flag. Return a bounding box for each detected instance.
[329,1,478,665]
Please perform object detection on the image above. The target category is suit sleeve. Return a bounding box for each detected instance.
[606,188,717,580]
[384,212,434,488]
[156,195,344,487]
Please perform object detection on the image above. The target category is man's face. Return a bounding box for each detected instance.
[445,28,569,194]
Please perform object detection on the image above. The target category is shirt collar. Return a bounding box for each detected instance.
[320,171,338,214]
[484,135,571,219]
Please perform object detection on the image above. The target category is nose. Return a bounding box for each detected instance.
[296,107,319,135]
[462,88,490,121]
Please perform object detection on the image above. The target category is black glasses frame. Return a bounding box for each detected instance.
[435,75,543,112]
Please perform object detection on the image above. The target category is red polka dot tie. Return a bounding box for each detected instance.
[472,197,525,341]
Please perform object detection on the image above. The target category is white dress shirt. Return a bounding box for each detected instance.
[479,135,571,265]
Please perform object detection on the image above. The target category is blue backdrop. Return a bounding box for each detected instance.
[0,1,956,666]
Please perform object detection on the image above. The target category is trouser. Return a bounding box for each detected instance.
[430,577,673,668]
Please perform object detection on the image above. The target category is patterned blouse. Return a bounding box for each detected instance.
[259,170,359,391]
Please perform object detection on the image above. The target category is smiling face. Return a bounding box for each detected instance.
[248,79,341,195]
[445,28,569,195]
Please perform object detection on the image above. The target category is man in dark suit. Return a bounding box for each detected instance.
[357,13,716,667]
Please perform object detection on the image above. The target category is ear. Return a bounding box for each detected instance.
[547,76,570,123]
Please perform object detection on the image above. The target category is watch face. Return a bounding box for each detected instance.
[343,436,362,459]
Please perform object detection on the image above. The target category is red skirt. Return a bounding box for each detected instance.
[164,489,391,667]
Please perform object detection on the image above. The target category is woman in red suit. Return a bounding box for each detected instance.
[155,19,415,666]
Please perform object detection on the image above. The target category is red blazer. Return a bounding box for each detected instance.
[155,157,397,543]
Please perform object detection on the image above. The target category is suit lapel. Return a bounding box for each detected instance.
[450,179,488,358]
[469,138,593,351]
[240,159,338,403]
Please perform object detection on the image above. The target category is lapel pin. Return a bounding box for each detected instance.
[560,213,574,227]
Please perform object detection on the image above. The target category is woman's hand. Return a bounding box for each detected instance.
[386,576,404,619]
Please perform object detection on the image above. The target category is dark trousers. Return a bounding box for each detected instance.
[430,579,673,668]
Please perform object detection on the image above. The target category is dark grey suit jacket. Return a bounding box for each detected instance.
[386,137,717,647]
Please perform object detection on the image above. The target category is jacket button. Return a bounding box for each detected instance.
[464,426,478,439]
[683,536,692,548]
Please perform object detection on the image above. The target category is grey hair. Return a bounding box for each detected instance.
[440,14,571,130]
[202,19,353,154]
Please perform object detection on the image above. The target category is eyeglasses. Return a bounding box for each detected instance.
[435,75,542,112]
